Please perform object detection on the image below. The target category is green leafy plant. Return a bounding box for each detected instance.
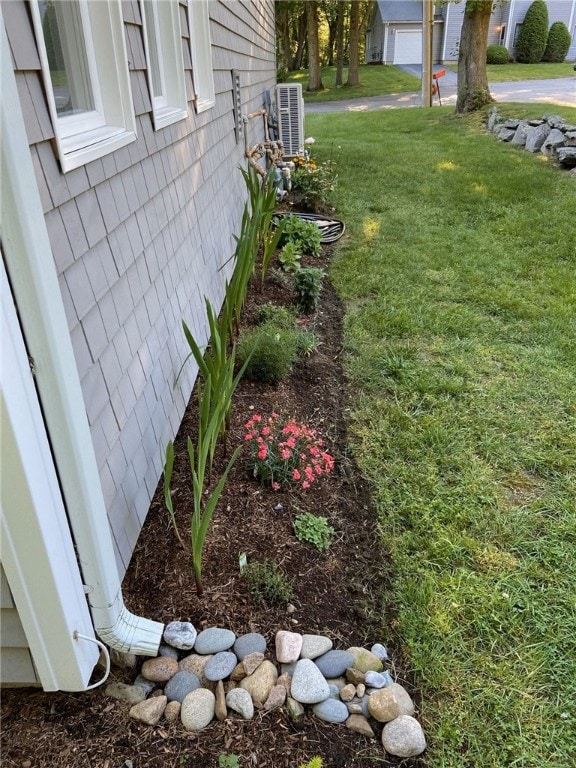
[292,155,338,212]
[515,0,549,63]
[542,21,572,62]
[256,302,296,328]
[486,44,509,65]
[164,374,242,597]
[294,512,334,552]
[243,560,293,604]
[237,323,300,384]
[244,413,334,491]
[218,755,240,768]
[294,267,325,314]
[299,758,324,768]
[296,329,322,358]
[279,215,322,256]
[278,241,302,273]
[178,299,245,467]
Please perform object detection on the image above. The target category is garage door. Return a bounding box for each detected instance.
[393,30,422,64]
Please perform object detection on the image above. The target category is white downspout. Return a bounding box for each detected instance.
[1,22,163,660]
[505,0,516,52]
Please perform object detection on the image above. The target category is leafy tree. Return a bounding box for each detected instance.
[456,0,494,113]
[542,21,572,63]
[515,0,549,63]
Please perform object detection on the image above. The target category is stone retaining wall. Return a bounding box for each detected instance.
[487,108,576,170]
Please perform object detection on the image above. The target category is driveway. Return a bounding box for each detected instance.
[305,66,576,113]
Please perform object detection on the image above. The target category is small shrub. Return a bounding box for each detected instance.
[486,44,509,64]
[280,215,322,256]
[292,156,338,212]
[237,322,299,384]
[295,512,334,551]
[244,560,293,604]
[256,302,296,328]
[244,413,334,491]
[278,241,302,273]
[294,267,325,314]
[515,0,549,63]
[542,21,572,62]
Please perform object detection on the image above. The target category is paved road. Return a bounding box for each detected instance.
[305,69,575,113]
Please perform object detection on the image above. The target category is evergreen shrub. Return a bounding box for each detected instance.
[486,44,510,64]
[542,21,572,62]
[515,0,549,63]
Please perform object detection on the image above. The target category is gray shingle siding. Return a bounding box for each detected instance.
[5,0,276,578]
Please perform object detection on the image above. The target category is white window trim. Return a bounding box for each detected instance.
[31,0,137,173]
[140,0,188,130]
[188,0,215,113]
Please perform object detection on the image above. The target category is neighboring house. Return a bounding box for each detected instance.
[1,0,276,691]
[366,0,576,65]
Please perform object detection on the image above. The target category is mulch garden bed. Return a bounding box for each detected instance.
[0,227,425,768]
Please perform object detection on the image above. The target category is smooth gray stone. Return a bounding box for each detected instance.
[163,621,197,651]
[348,695,370,717]
[365,670,393,689]
[312,698,349,723]
[181,689,215,731]
[204,651,238,681]
[158,644,180,660]
[133,674,156,695]
[290,659,330,704]
[300,634,333,660]
[105,682,146,705]
[381,715,427,757]
[280,661,298,677]
[194,627,236,654]
[226,688,254,719]
[164,670,201,703]
[314,650,354,678]
[328,684,341,699]
[370,643,389,661]
[233,632,267,661]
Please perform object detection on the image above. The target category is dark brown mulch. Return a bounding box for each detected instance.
[0,240,425,768]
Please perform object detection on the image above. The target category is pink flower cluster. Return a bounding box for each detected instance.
[244,413,334,491]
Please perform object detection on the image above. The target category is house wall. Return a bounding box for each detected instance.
[2,0,276,579]
[442,0,576,61]
[0,567,37,686]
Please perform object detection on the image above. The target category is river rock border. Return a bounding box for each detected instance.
[487,107,576,171]
[105,622,427,760]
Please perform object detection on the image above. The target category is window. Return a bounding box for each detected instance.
[140,0,188,130]
[188,0,215,113]
[499,24,507,46]
[513,23,523,47]
[32,0,136,173]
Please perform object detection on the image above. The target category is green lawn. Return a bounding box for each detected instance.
[289,61,574,105]
[307,105,576,767]
[284,64,420,102]
[448,61,575,81]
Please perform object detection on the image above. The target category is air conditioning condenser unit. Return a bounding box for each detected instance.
[276,83,304,157]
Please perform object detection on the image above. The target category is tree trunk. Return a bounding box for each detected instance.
[456,0,494,113]
[306,1,324,91]
[276,1,294,72]
[293,8,307,70]
[335,1,345,86]
[346,0,360,86]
